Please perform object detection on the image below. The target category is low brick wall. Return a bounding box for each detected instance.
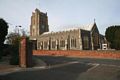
[33,50,120,59]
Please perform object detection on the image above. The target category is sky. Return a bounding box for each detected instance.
[0,0,120,35]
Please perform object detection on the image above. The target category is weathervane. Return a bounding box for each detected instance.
[37,0,40,9]
[94,18,96,23]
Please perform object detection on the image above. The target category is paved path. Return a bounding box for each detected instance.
[0,56,20,75]
[35,56,120,66]
[0,56,120,80]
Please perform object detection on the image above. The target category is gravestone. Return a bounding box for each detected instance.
[19,37,33,68]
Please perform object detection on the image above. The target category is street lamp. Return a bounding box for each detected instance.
[15,25,22,35]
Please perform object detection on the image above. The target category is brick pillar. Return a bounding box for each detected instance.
[19,37,33,68]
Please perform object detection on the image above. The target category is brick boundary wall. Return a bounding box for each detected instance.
[33,50,120,59]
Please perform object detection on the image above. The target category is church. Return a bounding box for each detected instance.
[30,9,106,50]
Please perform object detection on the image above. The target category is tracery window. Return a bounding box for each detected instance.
[44,41,48,49]
[38,42,41,49]
[60,40,65,47]
[52,41,56,49]
[71,38,76,47]
[83,36,89,49]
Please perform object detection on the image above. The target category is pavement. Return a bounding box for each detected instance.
[0,56,120,80]
[0,56,20,75]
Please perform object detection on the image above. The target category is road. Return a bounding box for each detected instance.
[0,56,120,80]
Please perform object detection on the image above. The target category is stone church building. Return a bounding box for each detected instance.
[30,9,106,50]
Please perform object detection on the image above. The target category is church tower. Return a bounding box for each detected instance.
[30,8,49,38]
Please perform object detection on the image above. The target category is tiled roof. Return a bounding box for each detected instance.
[58,23,95,31]
[42,23,95,35]
[80,23,95,31]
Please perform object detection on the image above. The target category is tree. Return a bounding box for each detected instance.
[5,32,21,64]
[6,32,21,45]
[0,18,9,58]
[6,29,28,65]
[105,25,120,50]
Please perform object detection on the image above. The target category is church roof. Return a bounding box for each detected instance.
[42,23,95,35]
[60,23,95,31]
[42,32,52,35]
[80,23,95,31]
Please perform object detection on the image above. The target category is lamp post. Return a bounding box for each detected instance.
[16,25,22,35]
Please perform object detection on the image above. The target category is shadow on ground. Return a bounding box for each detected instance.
[34,56,78,66]
[0,63,93,80]
[34,55,120,67]
[0,56,120,80]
